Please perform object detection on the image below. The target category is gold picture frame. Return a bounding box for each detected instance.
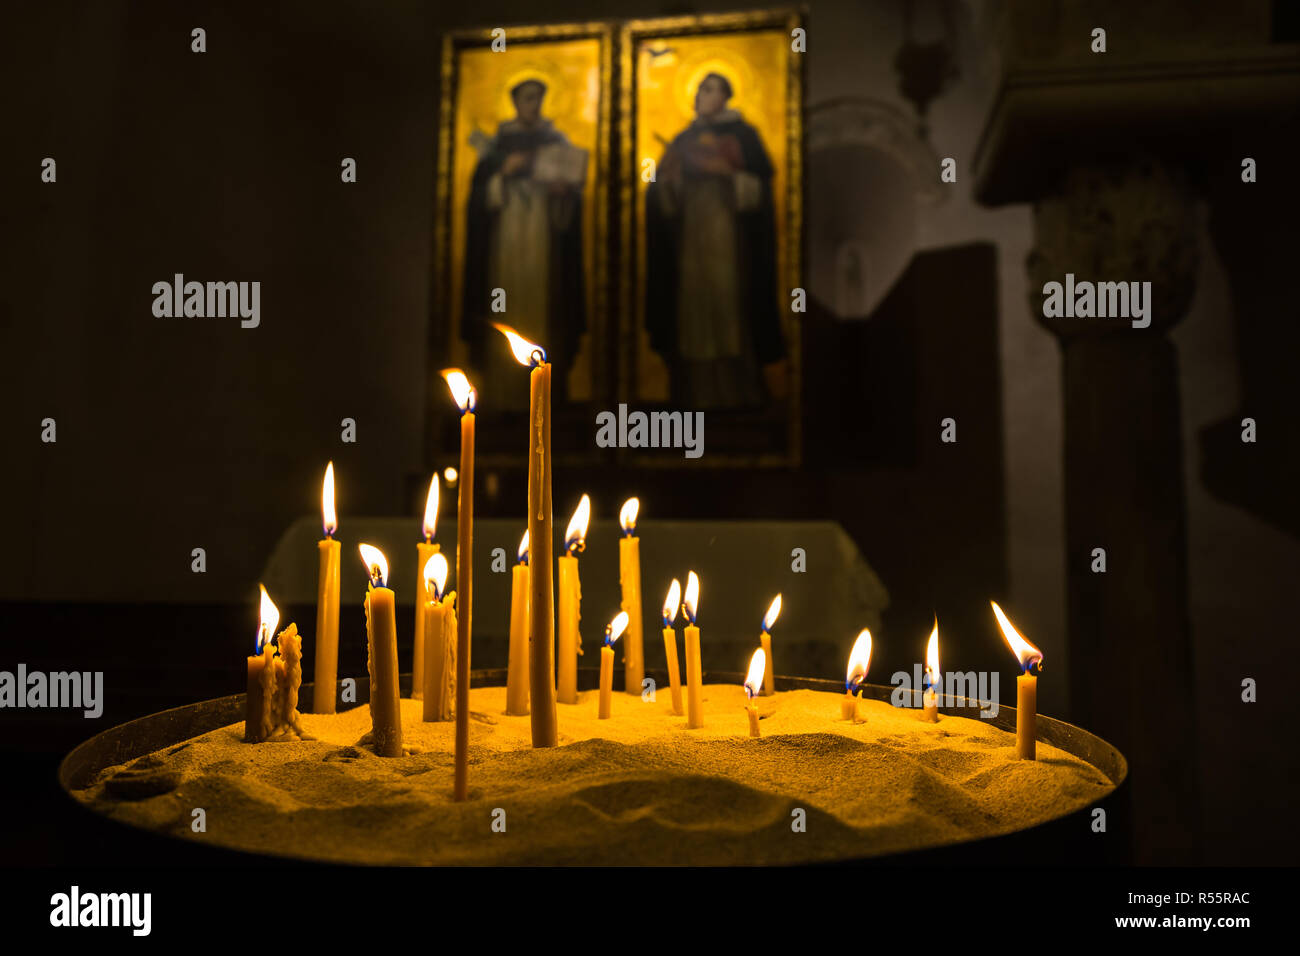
[432,21,614,466]
[618,8,804,467]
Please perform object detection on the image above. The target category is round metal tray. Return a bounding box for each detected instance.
[59,668,1130,866]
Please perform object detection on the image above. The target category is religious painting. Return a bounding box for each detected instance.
[620,9,803,466]
[434,23,613,463]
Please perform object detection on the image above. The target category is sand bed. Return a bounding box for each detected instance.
[73,685,1115,864]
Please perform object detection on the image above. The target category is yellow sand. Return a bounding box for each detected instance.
[74,686,1114,865]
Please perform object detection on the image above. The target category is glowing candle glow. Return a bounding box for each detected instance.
[506,530,530,716]
[412,475,440,701]
[442,369,477,800]
[496,323,557,748]
[841,629,872,722]
[683,571,703,729]
[359,544,402,757]
[744,648,765,738]
[421,552,456,722]
[557,494,590,705]
[991,601,1043,760]
[661,579,684,716]
[599,612,629,719]
[245,584,279,743]
[313,463,341,714]
[618,497,644,696]
[922,619,940,722]
[758,594,781,696]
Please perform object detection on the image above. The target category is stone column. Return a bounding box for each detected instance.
[1027,156,1200,863]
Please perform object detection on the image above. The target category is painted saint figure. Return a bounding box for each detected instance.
[463,79,587,405]
[646,72,787,409]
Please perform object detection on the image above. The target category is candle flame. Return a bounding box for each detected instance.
[845,628,872,692]
[762,594,782,632]
[605,611,629,646]
[619,497,639,534]
[991,601,1043,673]
[358,543,389,588]
[925,619,940,687]
[423,554,448,603]
[257,584,280,654]
[321,462,337,536]
[492,322,547,367]
[517,529,530,565]
[683,571,699,624]
[662,578,680,627]
[744,647,766,699]
[444,466,458,485]
[441,368,477,413]
[564,494,590,553]
[422,475,439,541]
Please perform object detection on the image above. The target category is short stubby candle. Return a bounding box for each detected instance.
[421,552,455,722]
[245,584,280,743]
[599,612,629,719]
[841,628,872,722]
[922,618,940,723]
[744,648,766,738]
[991,601,1043,760]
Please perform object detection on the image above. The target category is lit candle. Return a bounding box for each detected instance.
[744,648,765,738]
[421,552,455,722]
[661,579,684,716]
[496,323,557,748]
[313,463,341,714]
[245,584,279,743]
[599,612,629,719]
[683,571,703,729]
[991,601,1044,760]
[841,628,872,722]
[412,475,440,701]
[922,618,940,723]
[506,530,530,716]
[557,494,590,705]
[618,497,644,696]
[359,544,402,757]
[442,369,477,801]
[758,594,782,696]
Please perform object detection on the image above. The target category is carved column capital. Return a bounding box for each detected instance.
[1027,154,1199,340]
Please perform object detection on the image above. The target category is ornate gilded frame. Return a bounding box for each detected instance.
[618,8,805,468]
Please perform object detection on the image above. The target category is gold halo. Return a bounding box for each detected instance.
[674,50,754,123]
[498,68,569,122]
